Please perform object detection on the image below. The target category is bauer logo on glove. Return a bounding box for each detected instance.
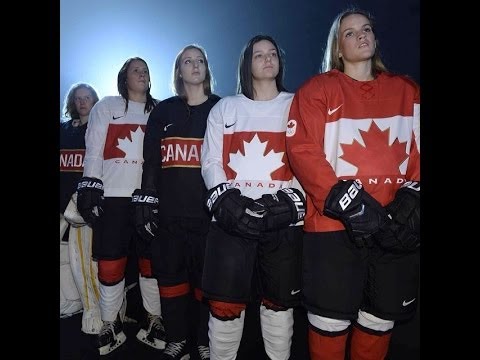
[132,193,159,205]
[76,177,105,225]
[77,178,104,191]
[205,183,266,239]
[250,188,306,231]
[132,189,160,241]
[324,179,387,242]
[205,182,234,212]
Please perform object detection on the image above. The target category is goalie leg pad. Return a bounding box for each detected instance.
[68,225,102,333]
[60,239,82,317]
[64,193,87,227]
[60,213,69,242]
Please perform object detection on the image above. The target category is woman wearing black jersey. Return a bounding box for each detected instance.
[133,44,220,360]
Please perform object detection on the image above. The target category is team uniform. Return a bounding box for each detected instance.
[201,92,304,360]
[141,94,221,358]
[286,69,420,359]
[83,96,164,354]
[60,119,102,334]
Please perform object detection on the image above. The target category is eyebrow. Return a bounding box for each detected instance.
[342,23,372,33]
[253,48,277,54]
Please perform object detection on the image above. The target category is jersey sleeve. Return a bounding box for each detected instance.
[201,100,228,190]
[286,78,339,213]
[83,99,109,179]
[141,103,163,191]
[406,83,420,181]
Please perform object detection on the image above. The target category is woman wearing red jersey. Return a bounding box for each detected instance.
[286,8,420,360]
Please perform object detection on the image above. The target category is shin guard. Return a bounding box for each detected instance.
[260,304,293,360]
[208,309,245,360]
[308,325,349,360]
[350,323,392,360]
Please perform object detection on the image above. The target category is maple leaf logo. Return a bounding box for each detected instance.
[116,126,144,159]
[340,122,408,176]
[228,134,284,179]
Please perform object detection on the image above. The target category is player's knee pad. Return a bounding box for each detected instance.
[356,310,394,332]
[98,257,127,285]
[308,313,351,333]
[209,300,246,321]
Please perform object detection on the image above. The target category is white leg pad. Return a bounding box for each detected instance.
[100,279,125,322]
[60,229,82,317]
[68,224,102,333]
[260,305,293,360]
[138,275,161,316]
[209,310,245,360]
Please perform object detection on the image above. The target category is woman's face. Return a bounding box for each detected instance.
[251,39,279,81]
[338,14,376,66]
[179,48,207,86]
[126,59,150,94]
[73,87,95,118]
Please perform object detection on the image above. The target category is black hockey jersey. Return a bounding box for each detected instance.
[59,120,87,213]
[142,95,221,220]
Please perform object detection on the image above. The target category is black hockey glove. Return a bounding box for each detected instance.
[324,179,388,247]
[132,189,160,242]
[375,181,420,253]
[250,188,306,231]
[76,177,105,225]
[205,183,266,239]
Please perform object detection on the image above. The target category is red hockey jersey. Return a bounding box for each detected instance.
[286,70,420,232]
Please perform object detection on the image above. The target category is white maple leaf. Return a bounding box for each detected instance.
[228,134,284,180]
[117,126,144,159]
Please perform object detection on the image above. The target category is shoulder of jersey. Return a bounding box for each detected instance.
[160,96,181,105]
[60,119,73,130]
[209,94,222,104]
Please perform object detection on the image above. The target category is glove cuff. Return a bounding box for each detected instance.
[132,189,159,205]
[205,183,238,213]
[77,177,104,192]
[277,188,306,223]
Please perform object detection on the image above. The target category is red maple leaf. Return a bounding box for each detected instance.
[340,122,408,176]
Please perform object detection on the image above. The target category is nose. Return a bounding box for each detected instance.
[265,54,272,62]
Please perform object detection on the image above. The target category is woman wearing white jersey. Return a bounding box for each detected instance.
[200,35,306,360]
[76,57,166,355]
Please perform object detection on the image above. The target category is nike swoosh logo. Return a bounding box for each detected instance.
[112,115,125,120]
[327,104,343,115]
[164,123,173,132]
[225,122,236,128]
[290,289,301,295]
[402,298,416,306]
